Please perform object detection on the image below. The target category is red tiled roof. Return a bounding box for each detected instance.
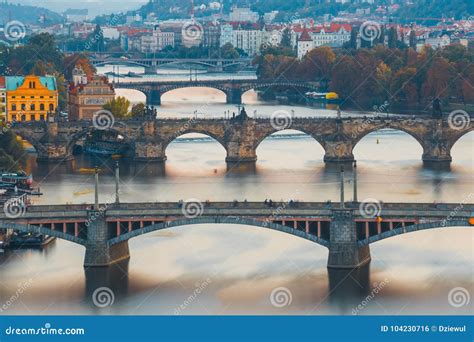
[293,23,352,34]
[298,27,312,41]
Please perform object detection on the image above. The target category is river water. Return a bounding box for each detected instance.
[0,68,472,316]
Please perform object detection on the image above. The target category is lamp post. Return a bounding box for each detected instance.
[115,161,120,204]
[340,166,345,209]
[94,167,99,209]
[353,161,358,203]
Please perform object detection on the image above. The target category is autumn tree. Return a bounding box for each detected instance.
[422,57,454,102]
[103,96,131,119]
[300,46,336,81]
[329,55,361,105]
[390,67,419,106]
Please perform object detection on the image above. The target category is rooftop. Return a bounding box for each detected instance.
[5,76,57,91]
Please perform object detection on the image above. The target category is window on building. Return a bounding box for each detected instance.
[30,104,35,110]
[40,115,45,121]
[21,104,26,110]
[12,115,16,121]
[40,104,45,110]
[11,104,16,111]
[21,115,26,121]
[49,104,54,111]
[30,115,35,121]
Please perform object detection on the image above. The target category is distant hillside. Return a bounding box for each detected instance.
[396,0,473,23]
[134,0,473,22]
[0,3,63,26]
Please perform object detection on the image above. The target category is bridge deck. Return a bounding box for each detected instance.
[1,202,473,221]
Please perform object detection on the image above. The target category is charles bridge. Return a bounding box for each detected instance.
[112,79,321,105]
[10,115,474,164]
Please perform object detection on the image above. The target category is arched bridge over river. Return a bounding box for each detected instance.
[10,115,473,163]
[112,79,321,105]
[0,201,472,268]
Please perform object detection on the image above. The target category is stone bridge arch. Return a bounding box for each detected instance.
[159,84,230,103]
[348,120,432,162]
[10,128,47,156]
[253,127,327,160]
[107,216,330,248]
[358,220,471,247]
[157,127,230,162]
[65,123,134,155]
[445,127,474,150]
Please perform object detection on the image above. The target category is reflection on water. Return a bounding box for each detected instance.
[1,83,473,316]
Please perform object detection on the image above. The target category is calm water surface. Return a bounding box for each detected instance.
[0,68,472,315]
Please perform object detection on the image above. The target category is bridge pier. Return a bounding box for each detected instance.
[144,66,158,75]
[422,143,452,163]
[36,143,73,163]
[323,142,355,163]
[133,141,167,162]
[146,89,161,106]
[226,88,243,105]
[84,210,130,267]
[225,126,258,162]
[225,148,257,163]
[327,209,371,269]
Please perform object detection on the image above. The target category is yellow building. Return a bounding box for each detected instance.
[6,75,58,122]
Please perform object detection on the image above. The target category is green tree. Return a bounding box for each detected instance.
[300,46,336,81]
[0,129,25,171]
[220,43,239,59]
[103,97,131,119]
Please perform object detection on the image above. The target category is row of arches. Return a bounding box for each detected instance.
[163,128,473,162]
[1,218,469,250]
[12,128,473,165]
[114,86,310,105]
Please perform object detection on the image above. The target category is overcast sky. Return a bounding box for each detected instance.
[8,0,150,17]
